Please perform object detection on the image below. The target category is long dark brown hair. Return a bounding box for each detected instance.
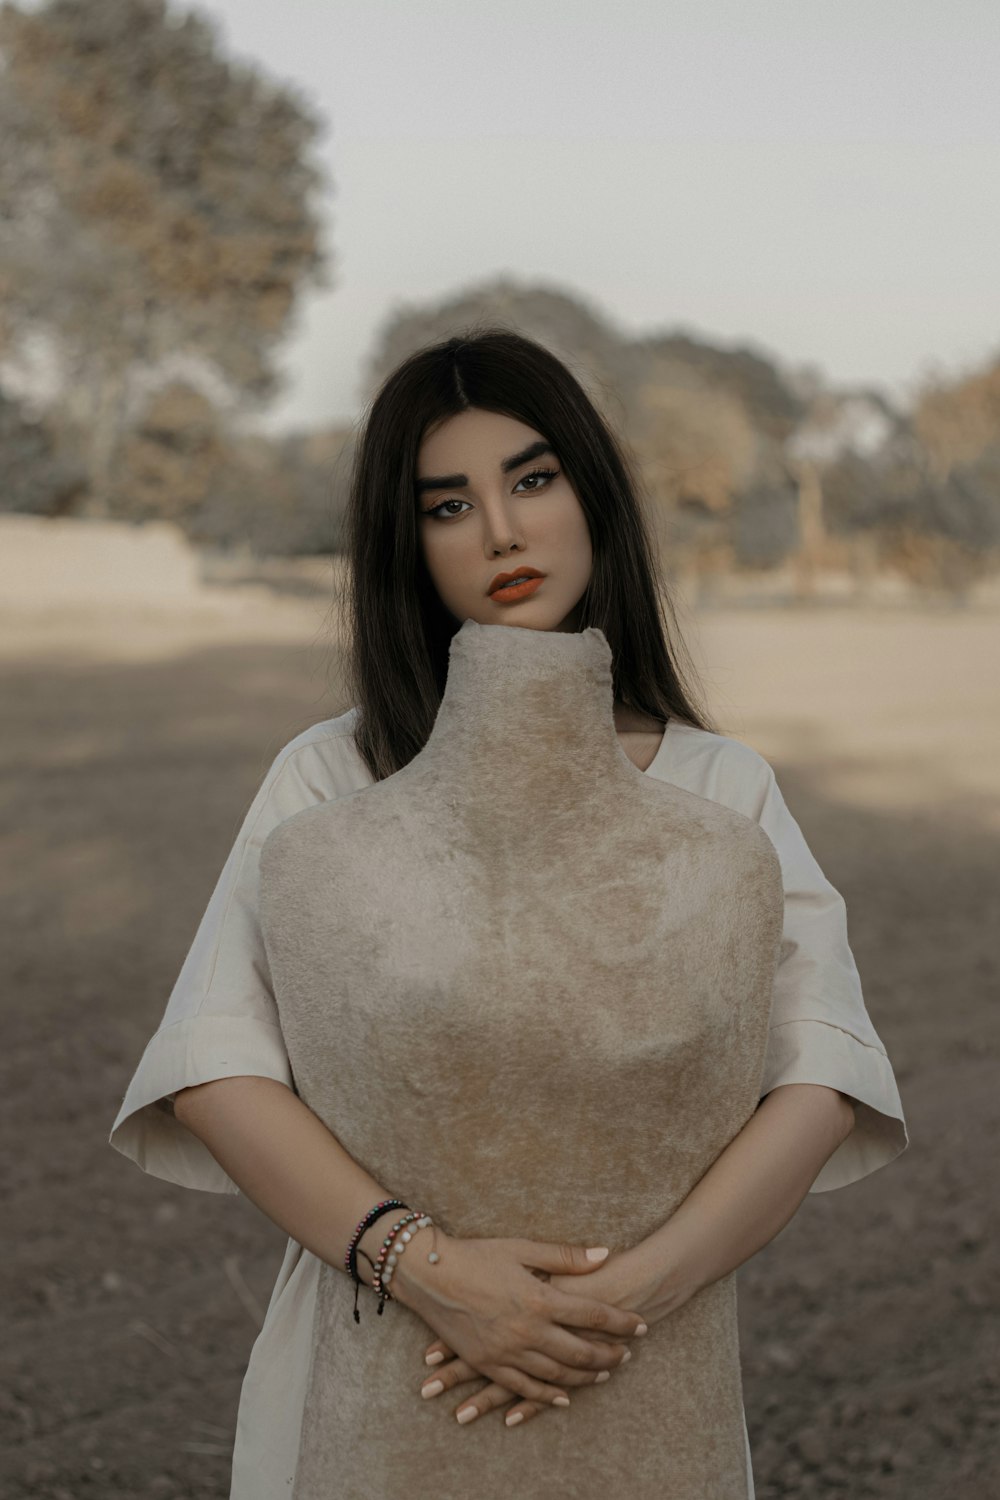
[337,324,719,782]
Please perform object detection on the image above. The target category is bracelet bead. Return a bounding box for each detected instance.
[345,1199,439,1322]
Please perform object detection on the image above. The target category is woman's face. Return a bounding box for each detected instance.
[415,407,593,632]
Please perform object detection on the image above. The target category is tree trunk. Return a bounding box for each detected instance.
[66,363,131,517]
[792,458,826,601]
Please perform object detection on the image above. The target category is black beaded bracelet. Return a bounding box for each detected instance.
[346,1199,409,1324]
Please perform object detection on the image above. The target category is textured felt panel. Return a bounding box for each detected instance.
[259,620,784,1499]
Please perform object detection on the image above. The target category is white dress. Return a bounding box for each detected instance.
[108,708,908,1499]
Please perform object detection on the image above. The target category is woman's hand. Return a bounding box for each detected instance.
[416,1256,650,1426]
[391,1229,648,1411]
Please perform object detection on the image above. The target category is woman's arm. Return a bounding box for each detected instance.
[609,1083,857,1323]
[412,1083,855,1427]
[173,1075,400,1285]
[175,1075,645,1407]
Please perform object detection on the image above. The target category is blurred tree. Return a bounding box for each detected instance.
[362,274,646,434]
[113,380,228,524]
[822,442,1000,601]
[188,422,353,557]
[912,358,1000,480]
[730,480,799,570]
[786,385,913,597]
[0,0,330,507]
[631,375,759,513]
[906,359,1000,595]
[0,386,87,514]
[633,331,805,443]
[821,448,888,536]
[364,277,810,588]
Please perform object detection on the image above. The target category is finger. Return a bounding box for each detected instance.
[568,1326,630,1345]
[420,1356,480,1400]
[436,1360,621,1429]
[517,1238,615,1278]
[423,1338,453,1367]
[424,1350,572,1410]
[476,1362,576,1411]
[450,1381,536,1426]
[419,1354,570,1417]
[542,1286,649,1341]
[515,1342,630,1387]
[522,1311,637,1379]
[421,1342,624,1408]
[452,1386,547,1428]
[503,1342,625,1428]
[503,1396,544,1428]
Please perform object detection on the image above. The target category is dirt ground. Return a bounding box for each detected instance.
[0,575,997,1499]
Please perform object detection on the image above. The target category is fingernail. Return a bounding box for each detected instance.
[552,1395,571,1407]
[422,1380,444,1399]
[505,1412,524,1426]
[585,1247,610,1262]
[620,1349,632,1363]
[635,1322,649,1336]
[456,1406,479,1423]
[595,1370,611,1382]
[424,1351,445,1365]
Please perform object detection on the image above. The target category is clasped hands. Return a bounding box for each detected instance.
[389,1227,651,1431]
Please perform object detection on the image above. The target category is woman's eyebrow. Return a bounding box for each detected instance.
[414,440,556,496]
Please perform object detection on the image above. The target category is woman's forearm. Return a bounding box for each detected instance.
[173,1076,408,1289]
[174,1077,852,1328]
[618,1083,857,1324]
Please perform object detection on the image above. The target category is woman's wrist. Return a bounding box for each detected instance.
[352,1219,388,1287]
[547,1244,665,1325]
[385,1222,449,1308]
[610,1243,688,1323]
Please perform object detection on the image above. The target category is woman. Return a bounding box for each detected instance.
[109,328,908,1498]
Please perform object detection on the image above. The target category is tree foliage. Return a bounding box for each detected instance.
[912,361,1000,481]
[365,274,804,576]
[102,379,353,555]
[364,279,1000,594]
[363,274,647,434]
[0,386,87,513]
[0,0,330,498]
[634,331,804,442]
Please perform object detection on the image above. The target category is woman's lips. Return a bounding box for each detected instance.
[488,576,545,603]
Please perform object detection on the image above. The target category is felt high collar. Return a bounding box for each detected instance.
[417,618,637,795]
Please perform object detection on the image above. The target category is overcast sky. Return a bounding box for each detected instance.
[196,2,1000,429]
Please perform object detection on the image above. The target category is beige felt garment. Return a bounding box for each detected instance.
[256,620,785,1498]
[109,624,908,1500]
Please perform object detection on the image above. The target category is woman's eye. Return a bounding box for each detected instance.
[515,467,559,492]
[421,468,559,520]
[423,498,472,519]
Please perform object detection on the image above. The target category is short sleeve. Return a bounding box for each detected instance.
[108,725,362,1194]
[754,765,909,1192]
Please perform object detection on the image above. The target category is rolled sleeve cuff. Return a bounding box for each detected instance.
[108,1013,294,1195]
[759,1018,909,1193]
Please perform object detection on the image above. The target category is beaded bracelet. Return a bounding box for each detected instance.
[345,1199,440,1322]
[346,1199,408,1324]
[371,1211,436,1312]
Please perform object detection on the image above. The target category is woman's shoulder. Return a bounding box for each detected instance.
[655,718,776,818]
[275,705,360,755]
[263,707,370,803]
[665,717,773,772]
